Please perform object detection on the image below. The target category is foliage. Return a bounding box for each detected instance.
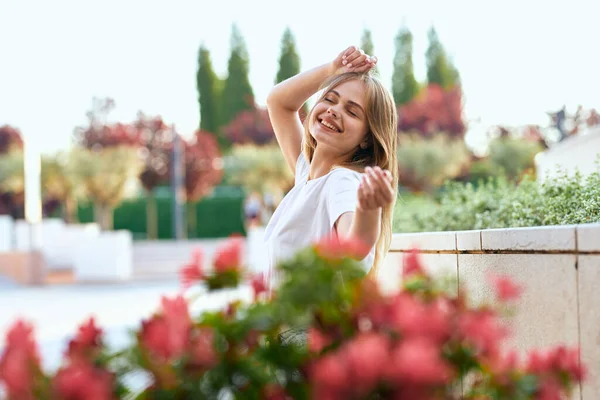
[73,98,142,149]
[197,45,223,137]
[223,106,275,146]
[397,134,471,193]
[0,149,24,194]
[133,113,173,192]
[184,131,223,202]
[487,133,545,181]
[276,27,301,84]
[0,125,23,154]
[0,237,585,399]
[398,84,466,138]
[392,27,419,105]
[221,24,255,128]
[69,146,143,230]
[394,163,600,232]
[425,27,460,90]
[360,28,378,75]
[41,153,82,223]
[223,143,294,196]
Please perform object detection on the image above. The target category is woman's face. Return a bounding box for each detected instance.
[309,79,369,158]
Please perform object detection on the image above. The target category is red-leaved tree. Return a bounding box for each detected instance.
[223,106,275,146]
[73,98,142,150]
[134,112,173,239]
[0,125,23,154]
[184,130,223,237]
[398,84,466,139]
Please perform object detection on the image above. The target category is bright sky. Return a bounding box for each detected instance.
[1,0,598,154]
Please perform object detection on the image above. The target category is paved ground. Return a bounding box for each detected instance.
[0,280,251,372]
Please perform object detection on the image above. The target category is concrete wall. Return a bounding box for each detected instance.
[535,126,600,181]
[379,223,600,399]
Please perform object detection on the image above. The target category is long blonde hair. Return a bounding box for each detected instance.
[302,72,399,277]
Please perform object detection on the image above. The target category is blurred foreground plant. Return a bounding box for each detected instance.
[0,237,585,399]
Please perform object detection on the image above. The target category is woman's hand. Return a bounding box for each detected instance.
[330,46,377,76]
[357,166,395,212]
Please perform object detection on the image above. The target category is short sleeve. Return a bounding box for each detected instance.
[326,171,362,229]
[294,152,310,186]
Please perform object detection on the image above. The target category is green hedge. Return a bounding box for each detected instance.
[78,185,246,239]
[394,164,600,233]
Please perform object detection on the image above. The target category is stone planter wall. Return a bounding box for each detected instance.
[379,224,600,398]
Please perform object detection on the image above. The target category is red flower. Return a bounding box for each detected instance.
[308,328,333,354]
[487,272,522,302]
[180,248,204,288]
[214,238,244,273]
[387,337,453,385]
[0,320,41,400]
[402,248,425,277]
[314,235,370,261]
[53,361,114,400]
[251,273,267,300]
[343,333,390,395]
[66,317,103,362]
[140,295,192,362]
[189,327,217,370]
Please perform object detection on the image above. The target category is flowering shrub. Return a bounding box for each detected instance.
[0,237,585,399]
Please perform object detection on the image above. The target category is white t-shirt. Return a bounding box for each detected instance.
[264,152,375,286]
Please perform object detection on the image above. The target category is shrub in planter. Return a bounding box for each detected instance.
[0,237,585,399]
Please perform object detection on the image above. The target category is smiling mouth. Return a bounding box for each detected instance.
[318,119,341,133]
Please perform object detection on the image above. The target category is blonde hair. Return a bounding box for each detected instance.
[302,72,399,277]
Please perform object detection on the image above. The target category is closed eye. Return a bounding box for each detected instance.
[347,109,358,117]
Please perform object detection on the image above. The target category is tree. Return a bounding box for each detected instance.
[223,106,275,146]
[41,153,81,223]
[425,27,460,90]
[196,45,223,139]
[276,27,301,84]
[360,28,378,75]
[398,84,466,138]
[184,131,223,237]
[134,112,174,239]
[73,98,142,149]
[70,146,143,230]
[392,27,419,106]
[0,125,23,154]
[221,24,254,129]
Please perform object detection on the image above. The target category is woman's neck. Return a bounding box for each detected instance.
[308,147,349,181]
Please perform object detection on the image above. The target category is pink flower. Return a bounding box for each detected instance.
[390,294,451,343]
[139,295,192,362]
[387,337,453,385]
[458,310,507,357]
[250,273,267,300]
[402,248,425,278]
[308,328,332,354]
[189,327,217,370]
[535,378,562,400]
[548,345,586,381]
[66,317,103,362]
[262,384,291,400]
[53,361,115,400]
[180,248,204,288]
[214,238,244,273]
[487,272,522,301]
[343,333,390,395]
[314,235,370,261]
[0,320,41,400]
[310,353,348,394]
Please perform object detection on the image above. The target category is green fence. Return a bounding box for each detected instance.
[77,185,247,239]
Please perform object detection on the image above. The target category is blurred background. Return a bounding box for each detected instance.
[0,0,599,361]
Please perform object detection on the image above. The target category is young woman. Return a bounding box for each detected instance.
[264,45,399,288]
